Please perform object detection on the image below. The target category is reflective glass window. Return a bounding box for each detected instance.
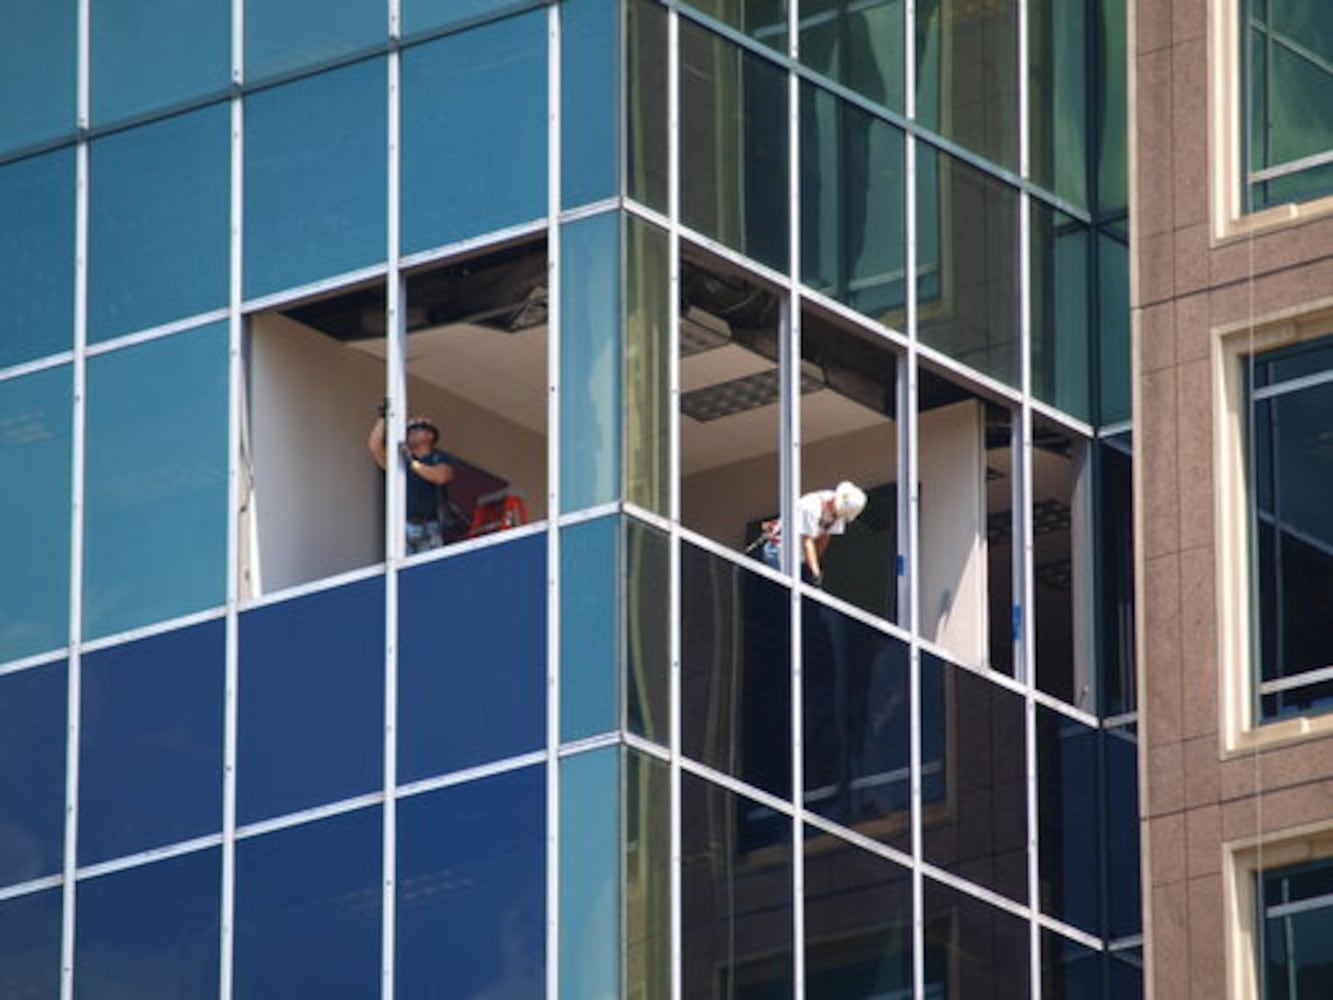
[684,0,786,52]
[1105,723,1141,940]
[923,877,1029,997]
[75,848,221,1000]
[1041,931,1104,1000]
[401,15,547,254]
[1031,207,1091,421]
[0,367,71,664]
[1097,437,1136,715]
[560,749,620,998]
[401,0,530,37]
[680,21,789,272]
[562,516,619,742]
[79,620,224,865]
[1036,706,1100,934]
[563,0,619,209]
[1097,230,1130,425]
[626,518,670,745]
[246,0,386,83]
[237,577,385,825]
[89,105,230,343]
[682,543,791,800]
[396,765,545,999]
[920,653,1028,904]
[1111,947,1145,999]
[0,888,62,999]
[1029,0,1088,207]
[83,323,228,640]
[244,58,387,300]
[398,534,545,781]
[626,751,671,999]
[91,0,230,127]
[1260,856,1333,999]
[0,662,66,887]
[234,807,382,999]
[627,0,669,212]
[803,603,909,853]
[626,216,671,516]
[682,773,793,996]
[0,149,74,367]
[800,0,904,114]
[1096,0,1128,214]
[0,0,76,154]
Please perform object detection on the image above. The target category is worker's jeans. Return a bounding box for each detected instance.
[406,519,443,554]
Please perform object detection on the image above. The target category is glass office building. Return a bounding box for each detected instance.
[0,0,1138,996]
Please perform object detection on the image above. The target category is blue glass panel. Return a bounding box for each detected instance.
[1105,724,1141,939]
[1110,948,1144,999]
[0,367,71,664]
[238,577,385,825]
[560,212,621,513]
[1041,931,1103,1000]
[91,0,230,126]
[0,888,62,998]
[398,534,545,781]
[562,0,619,209]
[401,15,547,254]
[0,149,74,367]
[89,105,230,342]
[83,323,228,640]
[244,58,387,299]
[1036,706,1100,934]
[75,848,221,1000]
[402,0,530,36]
[0,0,76,154]
[923,877,1029,996]
[246,0,387,83]
[561,517,619,742]
[235,807,381,998]
[396,765,545,998]
[0,663,66,886]
[79,620,224,865]
[560,749,620,998]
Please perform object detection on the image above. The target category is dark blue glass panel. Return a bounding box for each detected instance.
[238,576,385,824]
[923,877,1029,998]
[562,0,619,209]
[0,888,62,998]
[1105,724,1141,939]
[561,517,618,742]
[91,0,230,126]
[234,807,381,999]
[244,58,387,299]
[0,0,76,154]
[1041,931,1103,1000]
[89,105,230,342]
[398,534,545,781]
[401,15,547,254]
[803,602,909,853]
[1037,706,1100,934]
[396,765,545,999]
[920,653,1028,904]
[75,848,221,1000]
[0,149,74,367]
[0,367,71,664]
[0,663,66,887]
[246,0,387,83]
[79,620,224,865]
[560,749,619,998]
[1110,948,1144,1000]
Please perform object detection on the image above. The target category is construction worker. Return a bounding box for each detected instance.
[760,481,867,587]
[368,409,456,554]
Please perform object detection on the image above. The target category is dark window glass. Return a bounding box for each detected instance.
[627,751,671,999]
[627,0,669,212]
[79,620,224,865]
[0,888,62,999]
[398,534,545,781]
[1030,206,1091,422]
[0,662,66,886]
[244,58,387,299]
[799,0,904,114]
[1036,706,1100,934]
[0,0,76,154]
[681,543,791,800]
[920,652,1028,904]
[1028,0,1088,207]
[561,516,619,742]
[680,21,789,273]
[75,848,221,1000]
[396,765,545,999]
[1097,230,1130,425]
[401,15,547,254]
[626,216,671,516]
[234,807,382,999]
[1261,856,1333,1000]
[0,149,74,367]
[89,104,230,342]
[560,749,620,998]
[684,0,786,52]
[1110,947,1144,999]
[682,773,793,998]
[626,518,670,745]
[245,0,386,83]
[1097,437,1136,715]
[1041,931,1104,1000]
[563,0,619,209]
[91,0,230,126]
[923,877,1029,998]
[1105,723,1141,940]
[237,577,385,825]
[803,603,909,853]
[803,827,911,999]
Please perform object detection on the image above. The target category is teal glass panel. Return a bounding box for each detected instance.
[0,0,76,155]
[680,21,789,272]
[1261,857,1333,999]
[402,0,531,37]
[626,751,671,999]
[915,0,1019,171]
[83,324,228,640]
[559,748,620,999]
[244,58,387,299]
[625,216,670,515]
[89,105,229,343]
[1097,230,1130,425]
[563,0,619,209]
[246,0,387,83]
[1031,206,1091,421]
[799,0,904,114]
[0,368,71,663]
[91,0,230,126]
[801,83,906,325]
[1029,0,1088,206]
[0,150,74,367]
[560,211,621,512]
[684,0,787,53]
[401,14,547,254]
[627,0,669,212]
[626,518,669,745]
[561,516,620,742]
[1096,0,1127,213]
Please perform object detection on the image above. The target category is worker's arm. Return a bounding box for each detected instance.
[802,535,823,584]
[407,453,454,486]
[368,417,387,470]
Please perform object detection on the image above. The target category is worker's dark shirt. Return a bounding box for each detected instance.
[405,450,453,522]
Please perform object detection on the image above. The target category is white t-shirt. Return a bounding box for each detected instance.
[796,490,844,538]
